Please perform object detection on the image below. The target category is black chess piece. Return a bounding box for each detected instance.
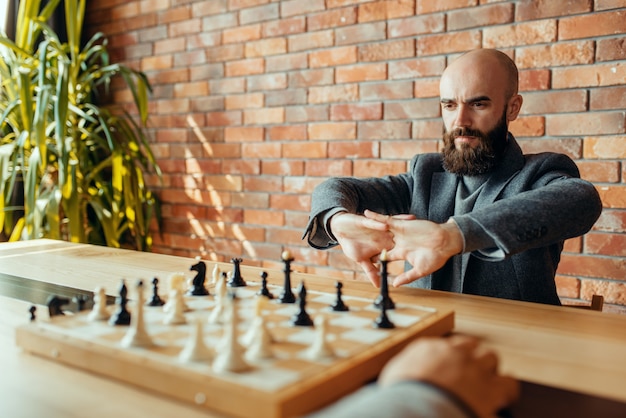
[292,282,313,326]
[29,305,36,321]
[73,294,89,311]
[373,256,395,310]
[228,257,247,287]
[189,260,210,296]
[258,271,274,299]
[279,251,296,304]
[148,277,165,306]
[47,295,70,317]
[374,303,395,329]
[331,281,349,312]
[109,279,131,326]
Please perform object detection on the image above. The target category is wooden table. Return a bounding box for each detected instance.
[2,239,626,418]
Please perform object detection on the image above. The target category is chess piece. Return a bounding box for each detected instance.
[208,272,229,324]
[213,293,251,373]
[164,273,190,312]
[227,257,247,287]
[88,286,111,321]
[374,302,395,329]
[109,280,131,326]
[242,296,273,347]
[148,277,165,307]
[164,288,187,325]
[46,295,69,317]
[305,315,335,360]
[73,294,89,311]
[212,263,221,284]
[121,280,154,348]
[331,281,349,312]
[29,306,36,321]
[292,281,313,326]
[279,251,296,304]
[373,249,395,311]
[258,271,274,299]
[189,258,210,296]
[179,318,213,363]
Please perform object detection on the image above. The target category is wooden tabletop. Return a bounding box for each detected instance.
[2,239,626,417]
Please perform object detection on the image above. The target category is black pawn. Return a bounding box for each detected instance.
[373,259,395,310]
[258,271,274,299]
[279,252,296,304]
[374,303,395,329]
[292,282,313,326]
[29,305,36,321]
[189,260,210,296]
[47,295,69,317]
[109,280,131,326]
[228,257,247,287]
[332,281,349,312]
[148,277,165,306]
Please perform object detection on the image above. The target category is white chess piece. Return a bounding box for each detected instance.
[241,296,272,347]
[121,280,154,348]
[208,272,228,324]
[88,286,110,321]
[213,294,250,373]
[164,272,190,313]
[164,288,187,325]
[212,264,221,285]
[305,315,334,361]
[244,315,273,361]
[179,318,213,363]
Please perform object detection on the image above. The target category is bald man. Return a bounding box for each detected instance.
[303,49,602,305]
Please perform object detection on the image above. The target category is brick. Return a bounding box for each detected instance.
[382,140,438,158]
[288,69,334,88]
[581,280,626,305]
[519,69,551,91]
[206,44,245,63]
[596,0,626,10]
[309,84,359,104]
[240,3,279,25]
[192,96,225,112]
[225,58,265,77]
[308,122,357,140]
[247,73,287,92]
[187,33,221,50]
[576,161,620,183]
[244,175,283,193]
[414,78,440,98]
[520,90,587,115]
[224,126,264,143]
[206,111,243,127]
[360,80,414,101]
[262,17,306,37]
[558,254,626,281]
[330,103,383,120]
[265,228,308,246]
[388,56,446,79]
[229,0,269,11]
[210,78,246,95]
[413,119,444,140]
[594,210,626,234]
[358,0,415,23]
[270,194,310,212]
[265,89,307,107]
[515,41,594,69]
[262,160,305,176]
[388,14,445,38]
[308,7,357,31]
[563,236,583,253]
[200,175,243,192]
[222,24,262,44]
[283,176,324,194]
[358,39,415,62]
[358,121,412,140]
[141,55,173,72]
[192,0,228,17]
[309,46,358,68]
[597,37,626,62]
[583,136,626,159]
[288,30,334,52]
[519,138,583,159]
[448,3,513,30]
[266,52,308,72]
[221,159,262,175]
[244,209,284,226]
[585,232,626,257]
[280,0,325,17]
[336,21,386,46]
[547,112,625,136]
[169,19,202,37]
[516,0,591,21]
[329,141,380,158]
[244,108,285,125]
[268,125,308,141]
[483,20,557,48]
[173,50,207,67]
[590,86,626,110]
[244,38,287,58]
[553,62,626,89]
[190,64,223,82]
[597,185,626,209]
[285,105,330,123]
[354,159,407,177]
[417,30,481,56]
[137,26,167,42]
[203,12,238,32]
[418,0,477,13]
[305,160,353,177]
[158,5,190,24]
[384,98,440,120]
[283,142,327,158]
[173,81,209,98]
[559,10,626,40]
[156,98,190,114]
[508,116,545,137]
[336,63,387,83]
[555,275,581,299]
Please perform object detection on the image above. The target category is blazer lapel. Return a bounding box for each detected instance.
[429,171,458,223]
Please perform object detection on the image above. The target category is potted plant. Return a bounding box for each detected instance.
[0,0,161,251]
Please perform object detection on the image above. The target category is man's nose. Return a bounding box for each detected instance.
[454,105,472,128]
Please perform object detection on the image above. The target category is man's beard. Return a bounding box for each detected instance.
[441,111,509,176]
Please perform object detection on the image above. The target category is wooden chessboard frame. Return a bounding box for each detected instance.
[15,270,454,418]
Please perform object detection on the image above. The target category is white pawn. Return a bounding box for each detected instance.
[208,272,228,324]
[245,315,273,361]
[179,318,213,363]
[164,272,190,313]
[88,286,110,321]
[212,263,221,285]
[305,315,334,361]
[213,294,250,373]
[121,280,154,348]
[241,296,272,347]
[164,288,187,325]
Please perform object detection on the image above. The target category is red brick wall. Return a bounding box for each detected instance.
[86,1,626,314]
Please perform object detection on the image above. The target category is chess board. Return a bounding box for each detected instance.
[16,275,454,418]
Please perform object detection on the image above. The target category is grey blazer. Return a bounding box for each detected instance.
[303,135,602,305]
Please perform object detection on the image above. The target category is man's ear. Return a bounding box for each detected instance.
[506,94,523,122]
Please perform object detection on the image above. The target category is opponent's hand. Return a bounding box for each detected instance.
[379,335,519,418]
[330,212,394,287]
[363,210,463,286]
